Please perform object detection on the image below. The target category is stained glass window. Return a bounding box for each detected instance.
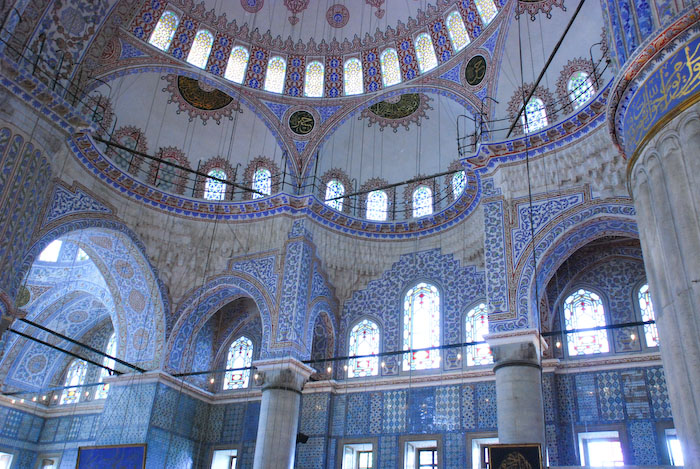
[415,33,438,73]
[149,11,179,51]
[638,284,659,347]
[413,186,433,217]
[348,319,380,377]
[224,336,253,390]
[225,46,250,83]
[252,168,272,198]
[204,169,227,201]
[39,240,62,262]
[96,333,116,400]
[564,289,610,356]
[60,359,87,405]
[465,303,493,366]
[521,97,548,133]
[366,190,388,221]
[446,11,470,51]
[475,0,498,25]
[452,171,466,197]
[568,71,595,110]
[344,58,364,96]
[380,48,402,87]
[305,61,324,98]
[264,56,287,94]
[325,180,345,211]
[186,30,214,69]
[403,282,441,370]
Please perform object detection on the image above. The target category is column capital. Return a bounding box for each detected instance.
[253,357,316,393]
[485,329,547,371]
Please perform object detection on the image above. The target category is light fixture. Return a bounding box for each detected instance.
[10,399,15,404]
[254,373,259,380]
[32,397,36,402]
[85,392,89,397]
[42,395,47,401]
[326,366,332,373]
[343,365,348,371]
[555,341,561,348]
[210,378,215,384]
[381,361,385,368]
[20,399,24,404]
[630,333,636,341]
[457,353,462,360]
[53,395,58,400]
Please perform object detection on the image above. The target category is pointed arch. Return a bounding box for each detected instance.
[186,30,214,69]
[402,282,441,370]
[149,11,180,51]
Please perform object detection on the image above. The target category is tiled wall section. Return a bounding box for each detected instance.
[0,404,43,468]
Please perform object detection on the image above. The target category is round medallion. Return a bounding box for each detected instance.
[177,76,234,111]
[68,310,88,323]
[15,286,30,307]
[27,355,47,374]
[129,290,146,312]
[289,110,315,135]
[132,328,150,351]
[465,55,487,86]
[115,260,134,279]
[241,0,264,13]
[326,4,350,28]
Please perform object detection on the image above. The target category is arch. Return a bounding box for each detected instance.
[636,282,659,347]
[166,274,274,372]
[305,61,325,98]
[522,97,548,133]
[366,190,388,221]
[148,146,191,195]
[252,168,272,198]
[402,281,441,371]
[452,171,466,198]
[225,45,250,84]
[305,299,338,360]
[149,10,180,51]
[347,318,381,377]
[446,11,470,51]
[344,58,364,95]
[415,33,438,73]
[464,302,492,366]
[412,186,433,217]
[309,309,336,378]
[186,30,214,69]
[325,179,345,212]
[264,56,287,94]
[475,0,498,25]
[380,49,402,87]
[568,71,595,110]
[242,157,282,200]
[105,126,147,176]
[562,286,610,356]
[223,335,254,389]
[194,156,236,200]
[59,359,87,405]
[204,169,227,200]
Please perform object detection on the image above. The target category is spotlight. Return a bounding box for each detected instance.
[555,341,562,348]
[326,366,332,373]
[53,395,58,400]
[254,373,259,380]
[630,333,636,341]
[32,397,36,402]
[210,378,215,384]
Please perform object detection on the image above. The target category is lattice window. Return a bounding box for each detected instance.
[452,171,466,197]
[348,319,380,377]
[446,11,470,51]
[366,190,388,221]
[638,284,659,347]
[344,58,364,95]
[96,333,116,400]
[186,30,214,69]
[204,169,227,201]
[380,48,402,87]
[38,240,62,262]
[415,33,438,73]
[252,168,272,198]
[521,97,548,133]
[325,179,345,211]
[264,56,287,94]
[564,289,610,356]
[568,71,595,110]
[224,336,253,390]
[305,61,325,98]
[403,282,441,370]
[475,0,498,25]
[60,359,87,405]
[465,303,492,366]
[149,10,180,51]
[225,46,250,83]
[413,186,433,217]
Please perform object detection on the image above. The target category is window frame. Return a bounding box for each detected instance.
[521,96,548,134]
[304,59,325,98]
[400,281,444,373]
[414,32,438,74]
[445,10,470,52]
[222,335,255,391]
[412,185,434,218]
[209,444,242,469]
[225,44,251,84]
[252,167,272,199]
[343,57,364,96]
[633,279,659,350]
[346,316,382,379]
[398,435,442,469]
[336,438,378,469]
[466,432,498,469]
[148,9,181,52]
[462,300,493,367]
[380,48,402,87]
[567,71,595,110]
[204,168,229,201]
[185,28,215,69]
[575,424,628,467]
[264,55,288,94]
[59,358,88,405]
[560,285,613,359]
[366,189,389,221]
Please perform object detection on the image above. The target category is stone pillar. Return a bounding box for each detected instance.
[252,358,315,469]
[629,103,700,466]
[487,331,545,448]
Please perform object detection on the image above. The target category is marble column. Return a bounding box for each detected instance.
[252,357,315,469]
[629,103,700,466]
[487,331,546,449]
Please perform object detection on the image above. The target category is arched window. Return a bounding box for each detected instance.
[452,171,466,197]
[415,33,438,73]
[522,97,548,133]
[413,186,433,217]
[475,0,498,25]
[224,336,254,390]
[149,10,180,51]
[225,46,250,83]
[348,319,380,377]
[96,333,116,400]
[366,190,388,221]
[186,30,214,69]
[638,284,659,347]
[252,167,272,198]
[76,249,89,261]
[304,61,325,98]
[264,56,287,94]
[568,71,595,110]
[39,240,63,262]
[403,282,441,370]
[325,179,345,211]
[465,303,492,366]
[60,359,87,405]
[563,289,610,355]
[380,48,402,87]
[344,58,364,96]
[446,11,470,51]
[204,169,227,201]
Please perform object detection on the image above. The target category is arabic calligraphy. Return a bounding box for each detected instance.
[289,110,315,135]
[465,55,487,86]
